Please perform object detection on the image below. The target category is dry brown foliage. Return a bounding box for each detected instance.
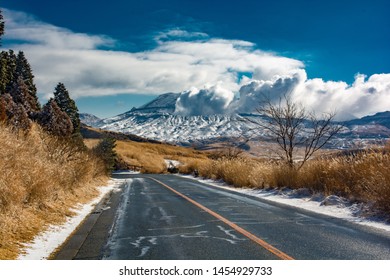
[0,123,108,259]
[178,148,390,216]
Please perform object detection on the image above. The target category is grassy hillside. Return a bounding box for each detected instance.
[0,124,108,259]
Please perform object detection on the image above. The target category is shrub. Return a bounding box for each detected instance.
[92,138,117,174]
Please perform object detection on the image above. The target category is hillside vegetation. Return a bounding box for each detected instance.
[0,124,108,259]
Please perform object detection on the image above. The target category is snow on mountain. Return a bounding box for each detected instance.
[344,111,390,129]
[138,92,180,113]
[101,113,263,144]
[79,113,103,127]
[88,93,390,148]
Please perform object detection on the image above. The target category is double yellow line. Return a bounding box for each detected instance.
[149,177,294,260]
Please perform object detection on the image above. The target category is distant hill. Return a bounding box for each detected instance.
[79,113,103,127]
[344,111,390,129]
[80,124,162,144]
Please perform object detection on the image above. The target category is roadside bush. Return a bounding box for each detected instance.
[92,138,117,174]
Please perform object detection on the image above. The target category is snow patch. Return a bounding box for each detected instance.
[164,159,182,167]
[17,178,125,260]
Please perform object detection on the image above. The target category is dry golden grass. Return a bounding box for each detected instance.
[0,124,108,259]
[114,140,207,173]
[176,148,390,217]
[299,151,390,212]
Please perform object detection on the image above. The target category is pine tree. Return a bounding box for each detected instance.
[0,9,4,46]
[0,50,16,95]
[93,138,117,174]
[0,93,31,131]
[14,51,40,111]
[0,51,8,94]
[38,98,73,137]
[53,82,80,134]
[10,76,40,118]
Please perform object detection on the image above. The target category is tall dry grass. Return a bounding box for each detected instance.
[178,148,390,217]
[299,151,390,212]
[0,124,108,259]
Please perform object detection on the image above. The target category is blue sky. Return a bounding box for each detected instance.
[1,0,390,118]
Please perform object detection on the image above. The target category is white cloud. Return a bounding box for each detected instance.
[292,73,390,120]
[2,8,389,119]
[175,83,235,115]
[232,70,305,114]
[1,8,303,99]
[154,28,209,43]
[3,9,114,50]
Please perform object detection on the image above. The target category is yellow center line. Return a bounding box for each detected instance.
[149,177,294,260]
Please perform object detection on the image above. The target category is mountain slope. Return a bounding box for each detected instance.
[79,113,103,127]
[89,93,390,148]
[344,111,390,128]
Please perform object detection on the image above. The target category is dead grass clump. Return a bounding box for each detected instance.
[297,151,390,204]
[0,124,107,259]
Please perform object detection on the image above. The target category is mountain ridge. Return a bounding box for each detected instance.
[80,93,390,149]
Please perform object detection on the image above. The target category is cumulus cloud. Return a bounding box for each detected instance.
[292,73,390,120]
[2,8,389,119]
[174,83,235,115]
[232,71,305,114]
[1,9,303,99]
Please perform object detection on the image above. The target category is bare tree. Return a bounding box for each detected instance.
[245,93,341,169]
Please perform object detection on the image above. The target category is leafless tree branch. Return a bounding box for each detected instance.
[244,93,341,169]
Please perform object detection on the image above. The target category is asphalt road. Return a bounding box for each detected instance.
[54,173,390,260]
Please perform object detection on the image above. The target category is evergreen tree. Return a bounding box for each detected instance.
[0,9,4,46]
[93,138,117,174]
[10,76,40,118]
[0,51,8,94]
[38,98,73,137]
[15,51,39,109]
[53,82,80,134]
[0,50,16,95]
[0,93,31,131]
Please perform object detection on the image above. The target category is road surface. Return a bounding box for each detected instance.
[54,173,390,260]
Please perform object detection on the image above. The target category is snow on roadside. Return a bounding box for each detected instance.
[17,178,125,260]
[178,175,390,233]
[164,159,181,167]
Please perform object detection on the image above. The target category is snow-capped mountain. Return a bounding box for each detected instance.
[97,93,262,144]
[86,93,390,148]
[79,113,103,127]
